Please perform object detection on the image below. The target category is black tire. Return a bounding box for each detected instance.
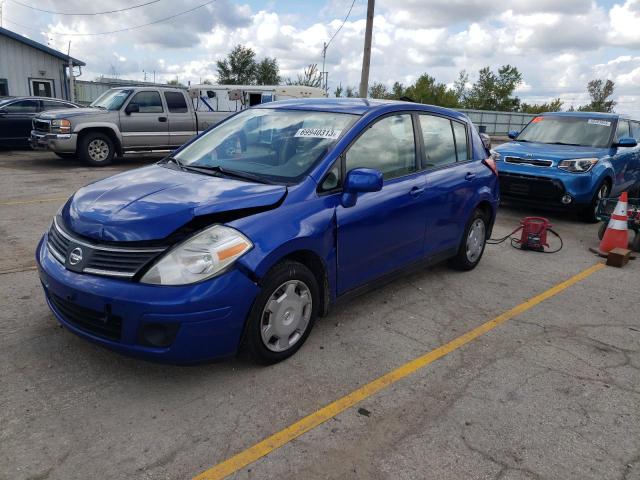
[78,132,115,166]
[631,232,640,252]
[597,221,607,241]
[449,208,489,271]
[242,261,319,364]
[54,152,76,160]
[580,180,610,223]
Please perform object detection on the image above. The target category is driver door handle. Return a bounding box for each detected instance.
[410,186,425,197]
[158,116,167,122]
[465,172,476,181]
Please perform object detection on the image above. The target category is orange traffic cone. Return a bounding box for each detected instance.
[599,192,629,255]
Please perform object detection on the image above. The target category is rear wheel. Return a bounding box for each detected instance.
[581,180,610,223]
[449,208,489,271]
[242,261,319,364]
[79,132,115,166]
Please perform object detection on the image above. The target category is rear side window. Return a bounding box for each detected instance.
[630,121,640,141]
[345,114,417,180]
[419,115,457,168]
[164,92,188,113]
[616,120,630,140]
[0,79,8,96]
[129,91,163,113]
[452,121,469,161]
[3,100,38,113]
[42,100,74,110]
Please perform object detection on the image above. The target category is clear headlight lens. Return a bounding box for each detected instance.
[51,119,71,134]
[558,157,598,173]
[140,225,252,285]
[490,149,501,161]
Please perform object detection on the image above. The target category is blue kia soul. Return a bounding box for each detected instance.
[37,99,498,364]
[494,112,640,221]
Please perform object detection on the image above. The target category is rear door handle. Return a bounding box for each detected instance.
[465,172,476,181]
[410,186,426,197]
[158,116,167,122]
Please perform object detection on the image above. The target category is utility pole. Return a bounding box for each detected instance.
[359,0,375,98]
[67,41,75,102]
[321,42,328,93]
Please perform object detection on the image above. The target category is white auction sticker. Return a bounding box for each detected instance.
[587,119,611,127]
[294,128,342,139]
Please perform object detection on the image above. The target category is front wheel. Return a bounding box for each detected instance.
[580,180,610,223]
[242,261,319,364]
[449,208,489,271]
[79,132,115,166]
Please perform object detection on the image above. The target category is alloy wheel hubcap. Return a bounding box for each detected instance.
[466,218,486,263]
[88,139,109,162]
[260,280,312,352]
[595,184,609,216]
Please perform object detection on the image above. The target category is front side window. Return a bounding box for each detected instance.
[345,114,416,180]
[90,89,133,110]
[631,121,640,141]
[616,120,630,141]
[420,114,457,167]
[3,100,38,113]
[164,92,188,113]
[517,115,614,148]
[129,91,163,113]
[173,108,356,183]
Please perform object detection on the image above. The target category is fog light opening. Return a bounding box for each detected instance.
[561,194,573,205]
[138,322,180,348]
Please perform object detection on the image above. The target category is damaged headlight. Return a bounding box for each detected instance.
[140,225,252,285]
[51,119,71,134]
[558,158,598,173]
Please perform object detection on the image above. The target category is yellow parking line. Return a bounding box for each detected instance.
[193,262,606,480]
[0,197,68,206]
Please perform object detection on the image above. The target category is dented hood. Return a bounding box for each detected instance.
[62,164,286,242]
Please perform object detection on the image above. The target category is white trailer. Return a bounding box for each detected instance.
[187,84,327,113]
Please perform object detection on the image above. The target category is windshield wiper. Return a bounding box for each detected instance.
[163,156,186,170]
[548,141,582,147]
[182,164,273,184]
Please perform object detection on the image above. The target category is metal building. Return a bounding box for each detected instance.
[0,27,85,100]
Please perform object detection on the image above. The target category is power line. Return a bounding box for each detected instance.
[325,0,357,50]
[8,0,163,16]
[5,0,216,36]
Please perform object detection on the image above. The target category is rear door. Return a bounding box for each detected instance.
[0,99,40,145]
[164,91,196,148]
[119,90,169,149]
[336,113,428,294]
[418,113,483,256]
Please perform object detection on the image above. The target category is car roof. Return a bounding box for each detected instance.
[543,111,623,120]
[258,98,469,121]
[0,96,75,103]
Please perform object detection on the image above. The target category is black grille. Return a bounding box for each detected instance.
[505,156,552,167]
[33,119,50,133]
[47,218,166,279]
[499,172,565,200]
[49,293,122,340]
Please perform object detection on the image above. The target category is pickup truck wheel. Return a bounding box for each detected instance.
[79,133,114,166]
[54,153,76,160]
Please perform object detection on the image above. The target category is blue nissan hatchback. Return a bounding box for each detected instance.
[37,99,498,364]
[494,112,640,221]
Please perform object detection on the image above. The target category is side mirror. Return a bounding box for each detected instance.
[479,132,492,150]
[125,103,139,115]
[341,168,383,208]
[615,136,638,148]
[508,130,519,139]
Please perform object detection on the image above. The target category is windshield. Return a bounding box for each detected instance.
[173,108,357,183]
[90,89,133,110]
[516,115,614,148]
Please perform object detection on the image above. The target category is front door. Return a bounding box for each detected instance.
[31,79,54,97]
[0,99,40,145]
[336,113,427,294]
[119,90,169,149]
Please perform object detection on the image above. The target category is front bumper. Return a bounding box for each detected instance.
[36,235,260,363]
[30,130,78,153]
[497,162,596,208]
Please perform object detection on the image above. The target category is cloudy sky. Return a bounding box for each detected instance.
[3,0,640,115]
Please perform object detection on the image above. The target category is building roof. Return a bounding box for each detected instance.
[0,26,85,66]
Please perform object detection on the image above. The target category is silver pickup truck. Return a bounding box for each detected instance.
[30,86,229,166]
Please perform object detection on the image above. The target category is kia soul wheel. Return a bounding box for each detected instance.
[243,261,319,364]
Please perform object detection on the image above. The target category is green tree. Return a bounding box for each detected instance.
[390,82,406,100]
[520,98,563,114]
[287,64,323,87]
[167,78,184,87]
[577,79,616,112]
[334,83,344,98]
[368,81,390,99]
[345,86,358,98]
[216,45,256,85]
[464,65,522,111]
[404,74,460,108]
[255,57,280,85]
[453,70,469,103]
